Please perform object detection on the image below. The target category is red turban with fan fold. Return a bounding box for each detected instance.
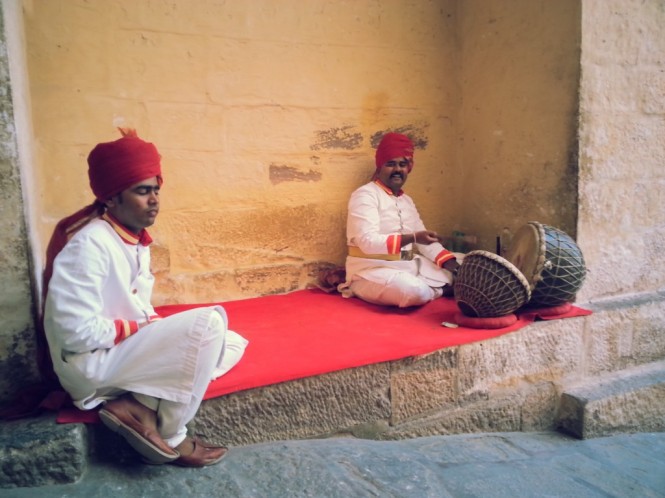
[87,128,163,201]
[375,133,414,172]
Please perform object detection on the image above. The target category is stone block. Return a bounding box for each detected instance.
[389,349,458,424]
[557,360,665,439]
[0,414,87,489]
[631,299,665,364]
[457,319,585,400]
[193,363,391,446]
[585,306,638,375]
[381,395,522,440]
[585,298,665,375]
[520,381,559,431]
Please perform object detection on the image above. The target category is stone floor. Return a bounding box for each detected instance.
[4,430,665,497]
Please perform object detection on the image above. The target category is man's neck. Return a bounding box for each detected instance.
[102,212,152,246]
[374,179,403,197]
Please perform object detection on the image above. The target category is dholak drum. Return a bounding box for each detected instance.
[504,222,586,307]
[453,250,531,318]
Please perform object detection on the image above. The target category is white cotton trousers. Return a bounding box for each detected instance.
[132,309,227,447]
[348,272,444,308]
[58,306,247,448]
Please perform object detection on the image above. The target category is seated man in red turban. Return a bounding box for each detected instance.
[43,129,248,467]
[338,132,461,307]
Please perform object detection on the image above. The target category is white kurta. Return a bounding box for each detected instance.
[44,218,248,410]
[339,181,455,305]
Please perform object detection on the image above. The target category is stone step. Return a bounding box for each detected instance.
[557,360,665,439]
[0,414,88,489]
[3,359,665,489]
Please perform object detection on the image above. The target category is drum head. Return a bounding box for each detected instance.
[454,250,531,318]
[506,221,586,306]
[504,222,546,291]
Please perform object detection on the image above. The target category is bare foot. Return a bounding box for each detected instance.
[104,394,158,430]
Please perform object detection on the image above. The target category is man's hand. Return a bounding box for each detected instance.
[443,258,460,276]
[414,230,440,245]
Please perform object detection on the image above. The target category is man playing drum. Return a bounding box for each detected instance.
[338,132,460,307]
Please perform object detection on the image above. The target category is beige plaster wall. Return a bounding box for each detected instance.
[577,0,665,301]
[458,0,581,250]
[23,0,460,305]
[22,0,580,305]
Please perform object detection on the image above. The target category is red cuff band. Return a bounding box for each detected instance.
[114,319,139,345]
[386,234,401,254]
[435,250,456,267]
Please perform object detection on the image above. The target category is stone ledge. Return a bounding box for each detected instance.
[193,306,665,447]
[0,414,87,489]
[194,317,591,446]
[557,359,665,439]
[4,305,664,489]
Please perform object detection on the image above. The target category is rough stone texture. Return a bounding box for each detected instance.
[4,432,665,498]
[0,3,39,404]
[520,381,560,432]
[389,349,458,424]
[585,299,665,375]
[457,318,586,401]
[557,360,665,439]
[381,394,523,440]
[192,363,392,446]
[187,307,663,448]
[0,414,87,489]
[577,0,665,303]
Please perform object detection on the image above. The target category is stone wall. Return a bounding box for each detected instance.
[577,0,665,301]
[0,2,39,402]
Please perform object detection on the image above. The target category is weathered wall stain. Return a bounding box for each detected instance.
[370,124,429,150]
[310,125,363,151]
[269,163,323,184]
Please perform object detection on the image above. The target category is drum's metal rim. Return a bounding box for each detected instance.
[463,250,532,301]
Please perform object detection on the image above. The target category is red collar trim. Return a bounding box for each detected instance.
[102,212,153,246]
[374,179,404,197]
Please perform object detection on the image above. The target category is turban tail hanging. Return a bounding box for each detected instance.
[33,129,165,402]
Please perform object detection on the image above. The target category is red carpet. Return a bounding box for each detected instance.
[55,289,590,423]
[157,289,592,400]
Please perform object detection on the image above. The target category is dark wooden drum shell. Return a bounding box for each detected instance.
[505,222,586,307]
[454,250,531,318]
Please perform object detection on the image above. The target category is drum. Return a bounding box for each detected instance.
[453,250,531,318]
[504,222,586,307]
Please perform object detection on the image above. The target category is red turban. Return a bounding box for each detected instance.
[375,133,414,171]
[87,128,163,201]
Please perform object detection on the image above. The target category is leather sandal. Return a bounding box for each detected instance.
[171,437,228,467]
[99,408,179,464]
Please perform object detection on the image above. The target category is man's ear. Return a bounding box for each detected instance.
[104,196,116,208]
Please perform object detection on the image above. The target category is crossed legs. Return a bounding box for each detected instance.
[349,272,443,308]
[100,309,228,467]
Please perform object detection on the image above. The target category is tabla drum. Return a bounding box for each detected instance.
[504,222,586,307]
[453,250,531,318]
